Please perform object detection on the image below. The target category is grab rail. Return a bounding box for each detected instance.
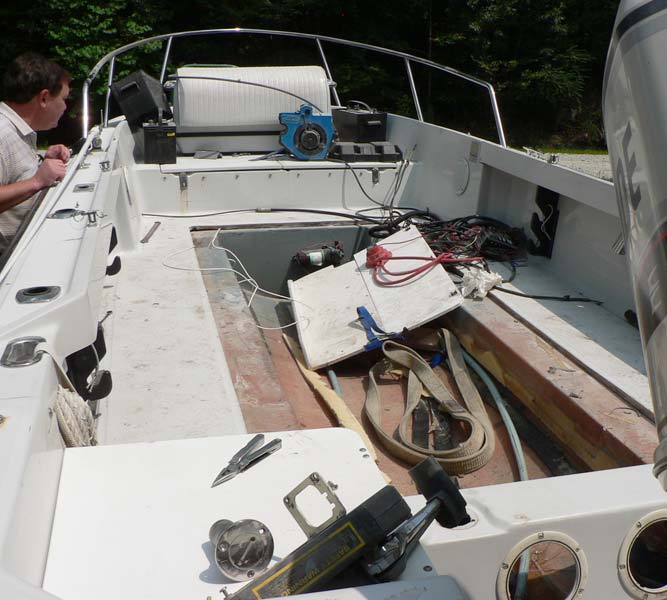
[83,28,507,147]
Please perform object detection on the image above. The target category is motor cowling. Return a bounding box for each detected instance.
[603,0,667,489]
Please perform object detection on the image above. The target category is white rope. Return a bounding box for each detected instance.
[36,343,97,447]
[54,386,97,447]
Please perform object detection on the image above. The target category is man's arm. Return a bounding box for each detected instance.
[0,158,67,213]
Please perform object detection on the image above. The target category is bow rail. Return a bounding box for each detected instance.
[82,28,507,147]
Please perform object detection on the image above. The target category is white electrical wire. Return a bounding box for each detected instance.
[161,231,311,331]
[540,204,555,241]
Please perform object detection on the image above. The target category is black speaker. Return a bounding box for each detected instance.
[110,70,170,129]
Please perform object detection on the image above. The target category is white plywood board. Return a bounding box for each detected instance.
[290,226,463,369]
[43,429,394,600]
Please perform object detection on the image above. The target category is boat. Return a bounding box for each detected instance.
[2,2,666,598]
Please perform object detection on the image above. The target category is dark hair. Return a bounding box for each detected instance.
[3,53,71,104]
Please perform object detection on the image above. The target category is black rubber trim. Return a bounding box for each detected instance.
[615,0,667,41]
[604,0,667,99]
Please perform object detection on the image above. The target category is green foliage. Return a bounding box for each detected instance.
[0,0,621,147]
[422,0,596,143]
[38,0,167,100]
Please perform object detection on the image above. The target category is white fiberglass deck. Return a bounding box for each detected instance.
[96,215,246,444]
[43,429,434,600]
[42,428,667,600]
[491,261,649,416]
[95,211,366,444]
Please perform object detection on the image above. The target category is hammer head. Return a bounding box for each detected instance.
[409,457,471,528]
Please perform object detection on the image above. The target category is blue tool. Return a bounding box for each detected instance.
[429,352,446,368]
[356,306,404,351]
[211,434,282,487]
[279,105,335,160]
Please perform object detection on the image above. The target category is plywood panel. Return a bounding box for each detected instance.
[290,226,462,369]
[444,299,657,470]
[490,261,650,417]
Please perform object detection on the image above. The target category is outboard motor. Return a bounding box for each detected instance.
[603,0,667,489]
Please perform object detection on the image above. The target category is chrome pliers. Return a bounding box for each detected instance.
[211,433,282,487]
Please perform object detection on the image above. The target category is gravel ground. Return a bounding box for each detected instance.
[552,153,613,182]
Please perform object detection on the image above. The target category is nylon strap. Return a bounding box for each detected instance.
[364,329,495,474]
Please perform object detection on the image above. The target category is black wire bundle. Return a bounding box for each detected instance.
[368,211,527,267]
[368,208,441,238]
[416,215,528,263]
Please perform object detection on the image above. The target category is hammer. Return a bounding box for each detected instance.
[362,457,471,581]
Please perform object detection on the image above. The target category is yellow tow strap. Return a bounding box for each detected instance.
[364,329,495,474]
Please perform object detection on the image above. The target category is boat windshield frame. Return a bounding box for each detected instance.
[81,28,507,147]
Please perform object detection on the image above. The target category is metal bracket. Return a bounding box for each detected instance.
[524,147,559,164]
[87,211,106,226]
[1,337,46,367]
[283,472,346,538]
[100,160,111,172]
[469,141,481,163]
[48,208,81,219]
[47,208,102,226]
[179,172,189,191]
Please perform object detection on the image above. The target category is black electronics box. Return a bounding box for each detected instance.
[333,108,387,142]
[143,121,177,164]
[110,70,170,130]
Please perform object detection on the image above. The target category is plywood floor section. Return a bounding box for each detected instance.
[262,329,557,495]
[194,236,559,495]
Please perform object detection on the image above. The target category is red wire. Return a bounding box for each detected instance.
[367,245,482,286]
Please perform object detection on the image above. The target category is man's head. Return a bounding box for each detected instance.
[3,53,71,131]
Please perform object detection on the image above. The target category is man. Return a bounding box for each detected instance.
[0,53,71,251]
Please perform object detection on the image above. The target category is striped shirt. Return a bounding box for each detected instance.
[0,102,39,249]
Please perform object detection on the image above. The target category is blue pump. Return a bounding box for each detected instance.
[278,105,335,160]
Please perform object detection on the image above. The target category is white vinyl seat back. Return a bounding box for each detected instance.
[174,65,332,130]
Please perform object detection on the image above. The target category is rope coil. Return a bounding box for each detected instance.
[37,343,97,447]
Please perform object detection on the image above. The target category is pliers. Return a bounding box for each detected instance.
[211,433,282,487]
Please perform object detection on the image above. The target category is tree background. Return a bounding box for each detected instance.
[0,0,620,148]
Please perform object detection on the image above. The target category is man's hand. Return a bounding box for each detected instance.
[44,144,71,163]
[33,158,67,189]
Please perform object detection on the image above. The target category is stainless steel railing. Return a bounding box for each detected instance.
[82,28,507,146]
